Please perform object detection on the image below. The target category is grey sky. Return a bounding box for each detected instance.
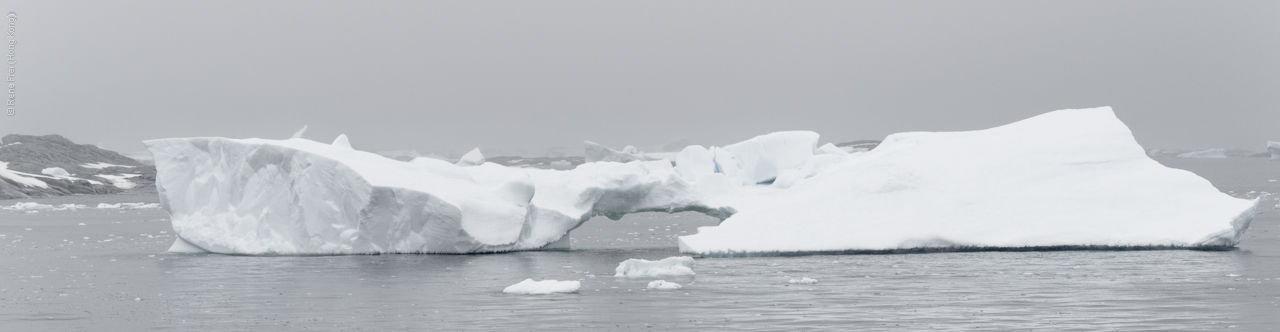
[1,1,1277,157]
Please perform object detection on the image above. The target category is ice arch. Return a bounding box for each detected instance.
[147,107,1258,256]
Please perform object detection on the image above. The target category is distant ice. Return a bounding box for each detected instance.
[615,256,696,278]
[1269,141,1279,161]
[81,162,136,169]
[97,203,161,209]
[502,279,580,294]
[1,202,89,211]
[1176,149,1227,159]
[788,277,818,284]
[94,174,141,189]
[647,280,683,290]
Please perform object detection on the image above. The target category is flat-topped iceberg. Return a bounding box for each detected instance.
[678,107,1257,255]
[147,106,1257,256]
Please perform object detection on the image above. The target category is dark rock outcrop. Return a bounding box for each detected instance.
[0,134,156,199]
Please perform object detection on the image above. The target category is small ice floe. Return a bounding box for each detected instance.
[502,279,580,295]
[647,280,683,290]
[788,277,818,284]
[1227,274,1242,277]
[614,256,695,277]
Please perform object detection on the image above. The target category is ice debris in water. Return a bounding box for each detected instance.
[96,203,161,209]
[502,279,580,295]
[788,277,818,284]
[647,280,683,290]
[615,256,696,278]
[2,203,89,211]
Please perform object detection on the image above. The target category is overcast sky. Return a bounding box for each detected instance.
[1,1,1277,156]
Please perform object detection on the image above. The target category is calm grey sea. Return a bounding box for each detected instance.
[1,157,1277,331]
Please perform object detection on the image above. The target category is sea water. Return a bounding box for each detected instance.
[1,157,1277,331]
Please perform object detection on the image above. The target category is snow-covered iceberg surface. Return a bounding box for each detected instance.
[1176,149,1227,159]
[147,106,1256,256]
[1269,141,1279,161]
[679,107,1258,256]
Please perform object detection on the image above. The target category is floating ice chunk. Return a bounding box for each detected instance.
[331,134,352,149]
[290,125,308,139]
[95,202,158,209]
[1177,149,1226,158]
[41,167,71,178]
[1,202,54,210]
[1269,141,1279,161]
[615,256,696,277]
[456,148,486,167]
[502,279,580,294]
[647,280,683,290]
[788,277,818,284]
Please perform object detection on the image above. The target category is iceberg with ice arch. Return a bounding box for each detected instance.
[678,107,1258,256]
[147,107,1257,256]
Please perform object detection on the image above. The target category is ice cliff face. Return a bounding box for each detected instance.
[148,107,1258,256]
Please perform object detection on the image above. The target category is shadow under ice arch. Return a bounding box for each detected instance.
[150,106,1259,256]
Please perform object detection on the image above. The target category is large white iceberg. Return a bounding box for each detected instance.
[147,106,1257,256]
[678,108,1257,255]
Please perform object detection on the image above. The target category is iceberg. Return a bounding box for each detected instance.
[146,106,1257,256]
[1176,149,1227,159]
[1269,141,1279,161]
[502,279,580,294]
[678,107,1257,256]
[614,256,696,278]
